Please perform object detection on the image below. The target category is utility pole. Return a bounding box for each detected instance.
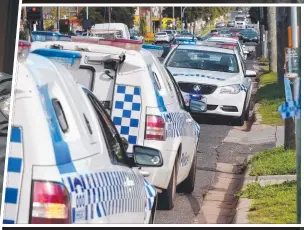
[290,6,301,224]
[108,7,111,23]
[172,7,175,29]
[268,7,277,72]
[160,7,163,31]
[57,7,60,32]
[259,7,266,57]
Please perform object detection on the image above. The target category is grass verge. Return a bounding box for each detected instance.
[237,181,296,224]
[257,72,285,126]
[249,146,296,176]
[200,25,215,36]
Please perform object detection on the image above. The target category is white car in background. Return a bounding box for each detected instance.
[154,32,171,43]
[164,43,257,126]
[234,15,246,29]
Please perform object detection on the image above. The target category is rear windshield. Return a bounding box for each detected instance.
[167,48,239,73]
[157,32,167,35]
[164,31,173,34]
[235,17,245,21]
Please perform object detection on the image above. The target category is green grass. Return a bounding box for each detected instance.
[237,181,297,224]
[249,146,296,176]
[200,24,215,36]
[257,72,285,126]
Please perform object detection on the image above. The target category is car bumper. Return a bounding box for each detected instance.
[181,90,246,117]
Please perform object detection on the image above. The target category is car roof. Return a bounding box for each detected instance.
[177,44,235,54]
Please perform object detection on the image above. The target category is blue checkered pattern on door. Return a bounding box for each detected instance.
[3,127,23,224]
[111,85,142,157]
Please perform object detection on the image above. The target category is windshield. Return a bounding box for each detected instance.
[235,17,245,21]
[164,31,173,34]
[157,32,167,35]
[167,49,239,73]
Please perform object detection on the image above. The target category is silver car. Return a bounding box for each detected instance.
[0,72,11,136]
[162,30,175,41]
[154,32,171,43]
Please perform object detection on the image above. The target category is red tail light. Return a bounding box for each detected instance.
[30,181,71,224]
[145,115,166,141]
[176,34,181,37]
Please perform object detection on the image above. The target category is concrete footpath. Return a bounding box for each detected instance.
[193,121,284,224]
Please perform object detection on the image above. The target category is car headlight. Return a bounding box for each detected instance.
[220,84,241,94]
[0,94,10,119]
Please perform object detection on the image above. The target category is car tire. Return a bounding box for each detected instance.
[157,163,177,210]
[177,151,197,194]
[148,195,158,224]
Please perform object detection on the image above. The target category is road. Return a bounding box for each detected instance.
[155,46,258,224]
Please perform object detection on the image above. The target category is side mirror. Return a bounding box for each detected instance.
[245,70,257,78]
[133,145,163,167]
[189,99,207,113]
[121,137,129,151]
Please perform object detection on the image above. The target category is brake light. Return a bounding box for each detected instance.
[30,181,71,224]
[18,40,31,62]
[145,115,166,141]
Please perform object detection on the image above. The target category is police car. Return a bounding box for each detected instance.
[2,40,163,224]
[0,72,11,136]
[30,36,206,210]
[164,42,257,126]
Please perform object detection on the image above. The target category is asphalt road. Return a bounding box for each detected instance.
[155,46,258,224]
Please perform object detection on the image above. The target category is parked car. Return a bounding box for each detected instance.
[154,32,171,43]
[227,21,235,27]
[239,29,259,43]
[215,22,225,28]
[162,30,175,41]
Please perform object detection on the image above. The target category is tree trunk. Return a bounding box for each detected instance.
[268,7,277,72]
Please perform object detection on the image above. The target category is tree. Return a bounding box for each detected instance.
[77,7,105,25]
[139,17,147,37]
[43,7,68,30]
[77,7,136,29]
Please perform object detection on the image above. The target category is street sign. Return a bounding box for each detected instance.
[284,47,299,79]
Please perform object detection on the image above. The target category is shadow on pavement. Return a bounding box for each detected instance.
[192,114,236,126]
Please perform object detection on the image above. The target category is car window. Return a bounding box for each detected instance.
[167,48,239,73]
[157,32,167,36]
[165,68,187,110]
[84,89,129,165]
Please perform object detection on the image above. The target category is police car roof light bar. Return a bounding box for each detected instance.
[31,31,72,42]
[18,40,31,62]
[31,48,82,70]
[71,37,143,51]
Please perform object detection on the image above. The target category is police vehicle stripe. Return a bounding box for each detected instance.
[3,127,23,224]
[39,85,76,174]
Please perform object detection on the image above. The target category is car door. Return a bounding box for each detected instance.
[84,89,147,223]
[238,54,252,110]
[164,68,198,182]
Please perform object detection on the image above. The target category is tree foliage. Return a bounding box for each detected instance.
[139,17,147,37]
[77,7,136,29]
[249,7,259,24]
[162,7,231,23]
[43,7,68,30]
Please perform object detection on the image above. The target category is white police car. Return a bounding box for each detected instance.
[30,36,206,210]
[2,40,162,224]
[164,43,257,126]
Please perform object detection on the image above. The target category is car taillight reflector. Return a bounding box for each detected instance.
[145,115,166,141]
[30,181,71,224]
[18,40,31,62]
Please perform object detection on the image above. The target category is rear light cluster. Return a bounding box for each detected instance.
[30,181,71,224]
[145,115,166,141]
[18,40,31,62]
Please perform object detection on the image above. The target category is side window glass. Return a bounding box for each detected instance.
[165,68,186,110]
[84,90,128,164]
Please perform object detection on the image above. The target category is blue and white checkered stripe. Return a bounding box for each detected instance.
[194,122,200,137]
[111,85,142,157]
[3,127,23,224]
[62,171,146,223]
[143,179,157,211]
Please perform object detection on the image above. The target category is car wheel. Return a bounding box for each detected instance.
[177,150,197,194]
[157,163,177,210]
